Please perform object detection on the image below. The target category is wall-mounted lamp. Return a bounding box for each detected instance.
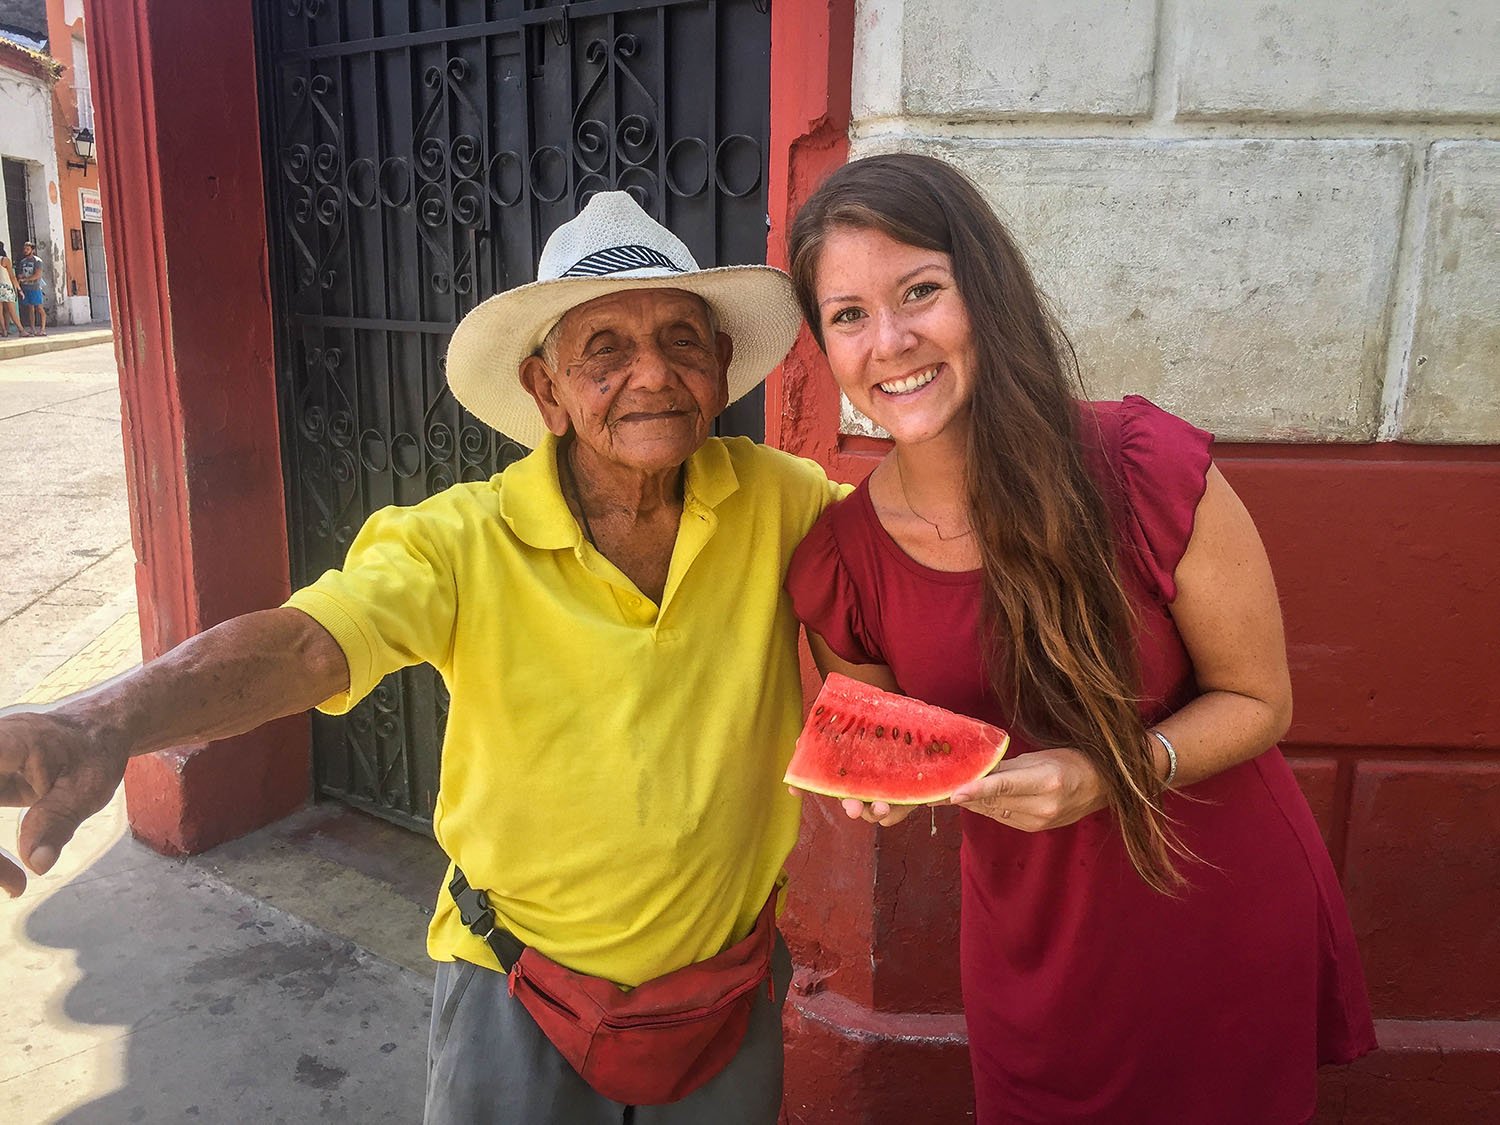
[67,127,96,172]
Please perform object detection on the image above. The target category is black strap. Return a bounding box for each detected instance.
[448,866,528,971]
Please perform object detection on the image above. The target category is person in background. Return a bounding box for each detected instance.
[15,241,46,337]
[785,152,1376,1123]
[0,242,22,337]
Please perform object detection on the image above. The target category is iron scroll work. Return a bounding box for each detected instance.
[257,0,773,831]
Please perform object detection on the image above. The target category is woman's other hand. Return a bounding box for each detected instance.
[950,748,1107,831]
[783,786,922,828]
[840,798,919,827]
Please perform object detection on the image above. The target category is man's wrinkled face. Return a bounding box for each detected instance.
[520,289,732,476]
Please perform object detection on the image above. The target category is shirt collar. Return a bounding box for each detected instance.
[499,432,741,550]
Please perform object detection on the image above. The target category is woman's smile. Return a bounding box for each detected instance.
[877,365,941,396]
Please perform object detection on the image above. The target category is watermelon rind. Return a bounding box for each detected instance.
[784,673,1011,805]
[783,747,1009,805]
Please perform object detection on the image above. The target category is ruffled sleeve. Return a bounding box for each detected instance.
[786,504,884,666]
[1114,395,1215,604]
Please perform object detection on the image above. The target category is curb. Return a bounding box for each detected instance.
[0,328,115,362]
[6,590,141,708]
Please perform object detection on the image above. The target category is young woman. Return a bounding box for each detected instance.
[0,242,23,337]
[785,153,1376,1123]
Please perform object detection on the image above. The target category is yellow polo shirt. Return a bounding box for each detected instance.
[285,434,843,986]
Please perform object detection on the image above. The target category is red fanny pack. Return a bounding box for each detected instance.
[450,868,777,1106]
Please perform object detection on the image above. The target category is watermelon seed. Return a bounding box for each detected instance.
[814,705,825,717]
[941,742,951,755]
[904,731,913,745]
[874,725,885,737]
[838,767,847,777]
[891,726,900,739]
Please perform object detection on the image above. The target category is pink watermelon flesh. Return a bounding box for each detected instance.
[785,673,1010,804]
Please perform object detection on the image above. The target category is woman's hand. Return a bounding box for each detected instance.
[949,748,1108,831]
[794,745,1110,832]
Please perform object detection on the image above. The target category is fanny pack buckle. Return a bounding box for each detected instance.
[448,866,527,970]
[449,868,495,932]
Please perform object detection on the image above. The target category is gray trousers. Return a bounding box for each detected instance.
[424,938,792,1124]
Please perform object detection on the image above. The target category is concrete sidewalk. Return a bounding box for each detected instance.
[0,325,115,363]
[0,341,135,709]
[11,603,141,707]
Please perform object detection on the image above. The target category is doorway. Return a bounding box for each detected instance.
[83,220,109,321]
[3,159,34,258]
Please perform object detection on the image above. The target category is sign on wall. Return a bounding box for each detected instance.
[79,188,102,224]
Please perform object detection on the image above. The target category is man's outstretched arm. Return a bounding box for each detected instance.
[0,607,348,898]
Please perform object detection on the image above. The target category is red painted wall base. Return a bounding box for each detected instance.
[123,718,310,856]
[1316,1020,1500,1123]
[783,997,971,1125]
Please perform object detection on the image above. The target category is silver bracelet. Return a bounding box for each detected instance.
[1149,728,1178,789]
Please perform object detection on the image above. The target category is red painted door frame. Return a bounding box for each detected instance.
[86,0,306,854]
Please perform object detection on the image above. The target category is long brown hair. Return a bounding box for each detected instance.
[789,153,1187,893]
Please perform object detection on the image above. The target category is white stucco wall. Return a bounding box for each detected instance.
[0,60,70,324]
[845,0,1500,444]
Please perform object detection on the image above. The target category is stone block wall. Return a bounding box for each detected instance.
[842,0,1499,444]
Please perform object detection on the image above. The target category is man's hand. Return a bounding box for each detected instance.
[0,608,349,899]
[0,708,128,897]
[949,748,1108,831]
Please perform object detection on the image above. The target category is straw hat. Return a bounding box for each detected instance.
[445,191,802,448]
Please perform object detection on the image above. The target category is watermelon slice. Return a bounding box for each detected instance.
[785,673,1010,804]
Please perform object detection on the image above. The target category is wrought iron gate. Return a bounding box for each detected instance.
[256,0,774,831]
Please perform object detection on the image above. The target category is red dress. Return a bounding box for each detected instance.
[786,398,1376,1124]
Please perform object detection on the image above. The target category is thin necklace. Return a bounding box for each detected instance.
[895,453,973,541]
[561,442,599,546]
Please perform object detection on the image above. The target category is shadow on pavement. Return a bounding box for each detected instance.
[8,832,431,1123]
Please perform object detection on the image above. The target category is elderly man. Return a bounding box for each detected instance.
[0,193,843,1123]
